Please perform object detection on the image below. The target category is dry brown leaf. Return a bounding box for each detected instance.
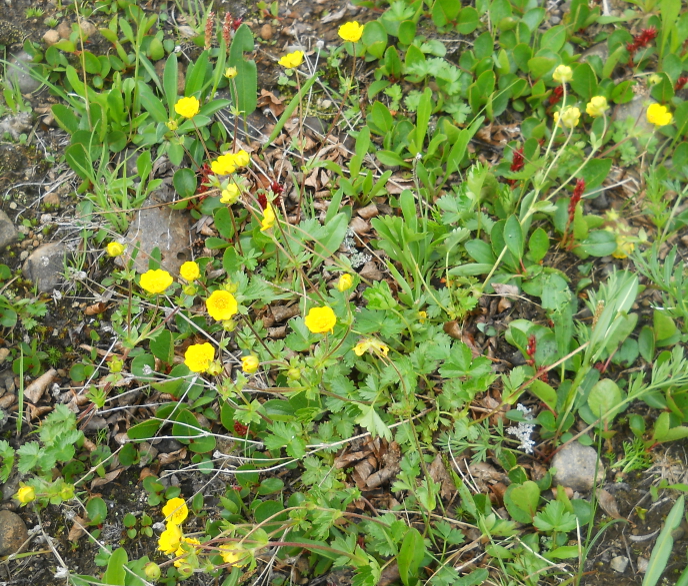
[257,89,285,117]
[596,488,621,519]
[377,561,400,586]
[91,468,124,489]
[84,302,108,316]
[427,454,455,500]
[491,282,519,297]
[159,448,188,465]
[68,516,88,541]
[24,369,57,404]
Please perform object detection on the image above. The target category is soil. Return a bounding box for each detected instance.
[0,0,687,585]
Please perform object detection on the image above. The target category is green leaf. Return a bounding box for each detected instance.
[398,528,425,586]
[228,25,257,116]
[127,419,162,440]
[173,168,197,198]
[87,497,108,525]
[587,378,623,422]
[504,481,540,523]
[528,227,549,262]
[138,81,168,123]
[163,53,179,113]
[102,547,127,586]
[529,380,557,411]
[581,158,612,190]
[355,405,392,441]
[653,310,678,345]
[642,496,684,586]
[574,230,618,257]
[571,63,597,101]
[503,215,524,260]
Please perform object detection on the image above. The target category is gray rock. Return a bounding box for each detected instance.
[610,555,629,573]
[22,242,68,292]
[0,20,22,46]
[0,510,29,556]
[0,210,17,249]
[116,198,194,276]
[613,95,656,136]
[581,43,609,64]
[552,442,605,491]
[6,51,41,94]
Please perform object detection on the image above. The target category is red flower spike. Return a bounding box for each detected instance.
[222,13,233,45]
[233,17,243,31]
[549,85,564,105]
[257,192,268,210]
[675,76,688,91]
[233,421,248,436]
[510,147,524,173]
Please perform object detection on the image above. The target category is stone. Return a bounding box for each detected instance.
[581,43,609,65]
[610,556,629,573]
[43,30,60,46]
[116,199,194,276]
[0,210,17,249]
[552,442,605,491]
[0,510,29,556]
[78,19,97,38]
[636,556,649,573]
[6,51,41,94]
[0,20,22,46]
[22,242,68,292]
[260,23,273,40]
[57,21,72,40]
[613,95,656,136]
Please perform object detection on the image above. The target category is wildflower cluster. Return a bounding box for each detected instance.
[211,150,250,175]
[507,404,537,454]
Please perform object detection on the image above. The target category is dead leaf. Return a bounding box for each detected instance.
[377,561,400,586]
[68,516,88,541]
[159,448,187,465]
[24,369,57,404]
[596,488,621,518]
[91,468,124,489]
[491,282,520,297]
[257,89,285,117]
[84,302,108,316]
[428,454,455,500]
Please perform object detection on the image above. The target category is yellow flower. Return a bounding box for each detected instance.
[648,73,662,85]
[338,21,364,43]
[219,544,248,566]
[158,523,182,554]
[354,338,389,358]
[174,537,201,567]
[106,242,125,257]
[15,485,35,504]
[166,119,178,131]
[646,103,673,127]
[140,269,173,294]
[304,306,336,334]
[162,497,189,525]
[174,96,200,119]
[206,290,238,321]
[184,343,215,373]
[586,96,608,118]
[180,261,200,281]
[241,355,260,374]
[417,311,427,323]
[211,154,237,175]
[278,50,304,69]
[336,274,354,292]
[220,183,240,204]
[612,235,635,259]
[225,66,238,79]
[553,106,580,129]
[233,150,250,167]
[260,205,276,232]
[552,64,573,83]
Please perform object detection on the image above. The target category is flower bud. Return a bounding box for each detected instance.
[144,562,161,581]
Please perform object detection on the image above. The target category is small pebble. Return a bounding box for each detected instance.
[610,556,629,573]
[260,23,273,40]
[43,30,60,46]
[19,251,29,261]
[57,21,71,39]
